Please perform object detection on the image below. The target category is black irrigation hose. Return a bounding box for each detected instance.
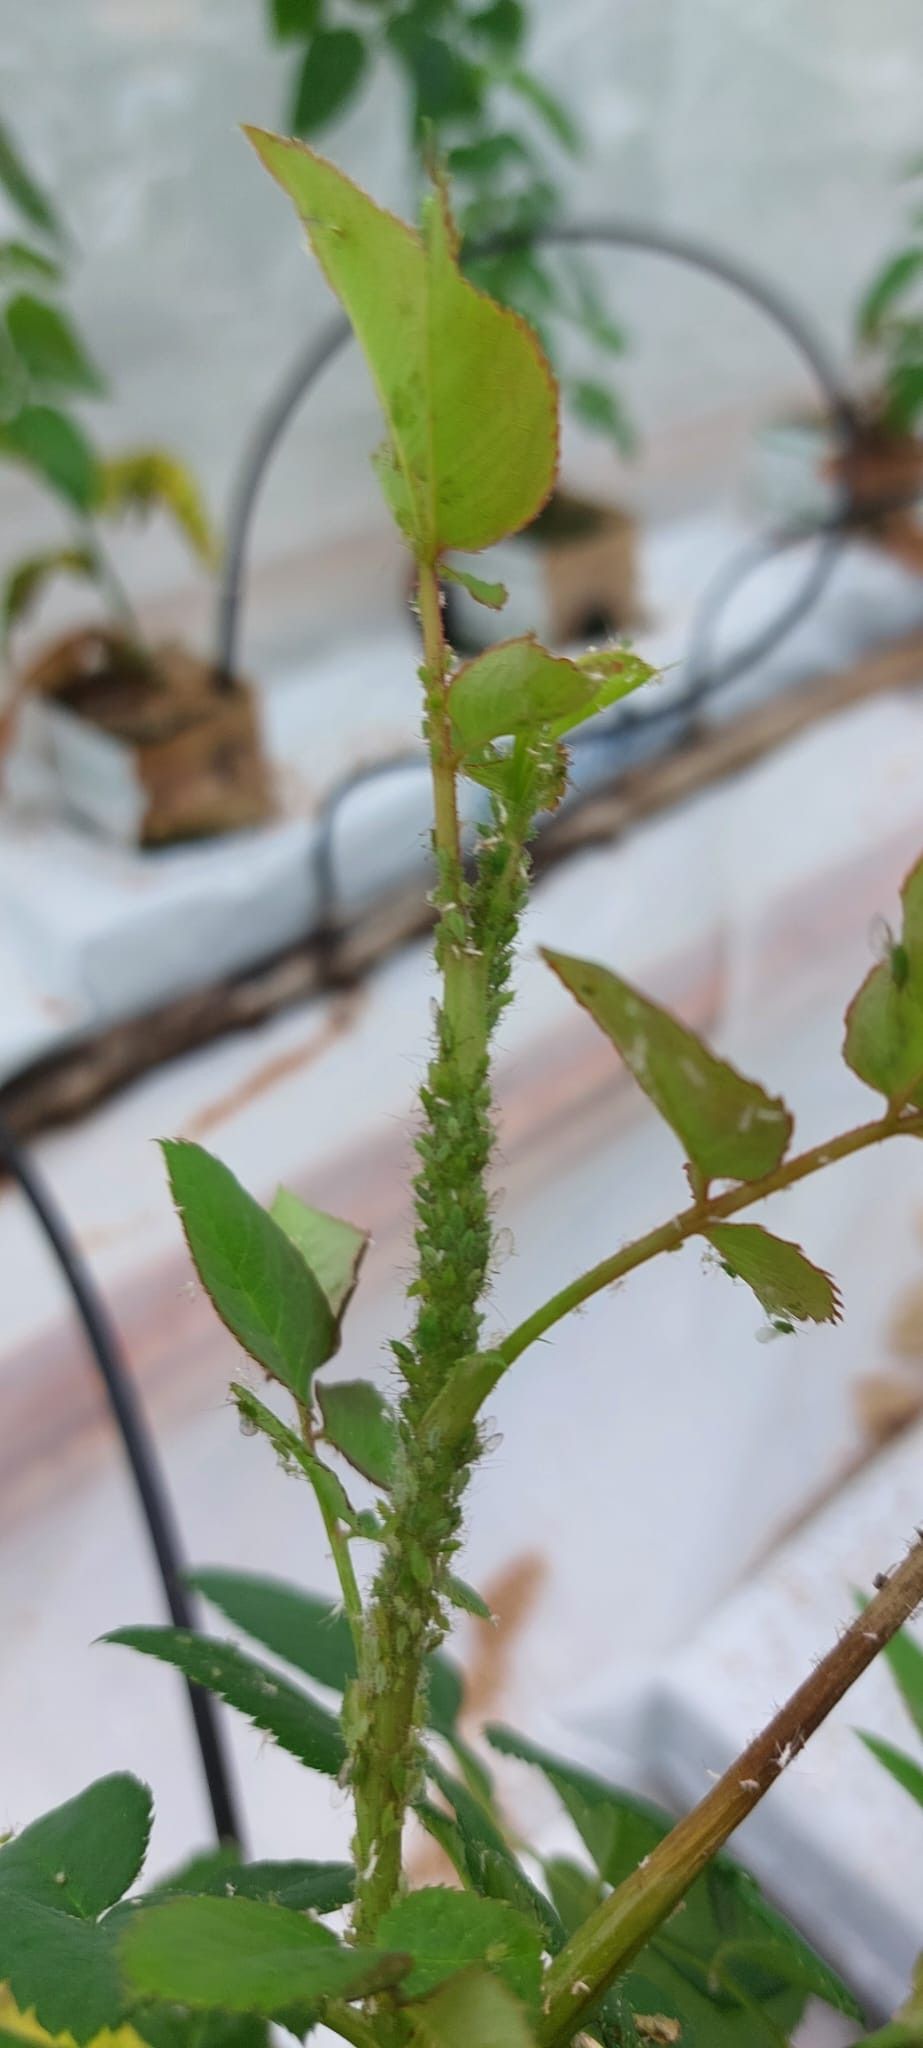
[0,1114,242,1850]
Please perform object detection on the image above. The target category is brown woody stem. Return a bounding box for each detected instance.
[540,1529,923,2044]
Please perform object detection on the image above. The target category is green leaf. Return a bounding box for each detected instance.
[442,563,508,611]
[420,1761,561,1950]
[0,240,62,285]
[189,1562,461,1736]
[449,133,533,181]
[2,545,99,642]
[859,1732,923,1809]
[100,450,217,565]
[0,1897,124,2044]
[885,358,923,435]
[270,0,321,40]
[569,377,637,456]
[0,1774,151,1919]
[445,1573,493,1621]
[290,30,368,136]
[449,636,595,748]
[189,1568,356,1695]
[0,118,61,242]
[844,856,923,1110]
[161,1139,337,1402]
[485,1727,666,1887]
[230,1381,377,1538]
[542,952,793,1186]
[547,647,654,740]
[705,1222,841,1328]
[104,1626,345,1776]
[152,1847,353,1912]
[316,1377,398,1485]
[0,1776,152,2044]
[378,1888,542,2007]
[0,403,99,510]
[542,1856,604,1936]
[6,294,104,397]
[246,132,558,557]
[387,19,483,126]
[508,70,581,152]
[270,1186,369,1320]
[881,1620,923,1743]
[858,248,923,342]
[469,0,526,56]
[121,1895,407,2015]
[408,1969,537,2048]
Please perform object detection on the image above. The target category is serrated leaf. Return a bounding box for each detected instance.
[7,294,104,397]
[162,1140,337,1402]
[246,132,557,558]
[844,856,923,1110]
[104,1627,344,1777]
[421,1761,561,1949]
[859,1732,923,1809]
[290,29,368,136]
[705,1222,841,1328]
[377,1888,542,2007]
[0,1896,125,2044]
[0,1776,152,1920]
[449,635,595,749]
[316,1377,398,1485]
[3,544,99,641]
[189,1561,461,1737]
[230,1382,375,1537]
[547,647,654,740]
[0,403,99,510]
[543,951,793,1186]
[152,1846,353,1913]
[189,1569,356,1695]
[0,119,61,242]
[121,1896,406,2015]
[99,451,216,566]
[442,563,508,611]
[0,240,62,284]
[408,1969,537,2048]
[485,1727,666,1887]
[270,1187,368,1321]
[485,1728,856,2032]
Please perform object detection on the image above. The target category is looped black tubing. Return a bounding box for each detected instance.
[0,1113,242,1850]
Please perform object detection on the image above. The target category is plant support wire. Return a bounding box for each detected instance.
[0,1112,242,1850]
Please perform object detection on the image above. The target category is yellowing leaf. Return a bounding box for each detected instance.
[2,545,99,642]
[543,951,792,1185]
[100,450,217,566]
[0,1991,143,2048]
[449,635,595,749]
[844,855,923,1110]
[245,131,557,558]
[705,1223,841,1328]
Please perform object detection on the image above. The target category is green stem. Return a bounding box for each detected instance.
[349,560,495,1941]
[322,2001,383,2048]
[539,1528,923,2045]
[298,1405,363,1654]
[425,1108,923,1443]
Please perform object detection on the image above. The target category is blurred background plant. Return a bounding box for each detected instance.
[263,0,636,455]
[856,156,923,441]
[0,110,215,661]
